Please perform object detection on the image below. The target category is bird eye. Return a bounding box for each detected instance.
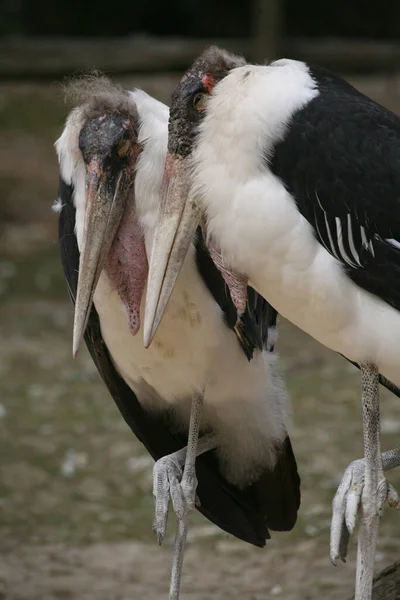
[192,92,207,112]
[116,139,130,158]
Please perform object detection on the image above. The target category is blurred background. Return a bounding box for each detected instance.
[1,1,400,599]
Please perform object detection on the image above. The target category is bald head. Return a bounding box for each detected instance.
[168,46,246,158]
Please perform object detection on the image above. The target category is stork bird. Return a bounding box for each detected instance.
[144,46,400,599]
[54,75,300,599]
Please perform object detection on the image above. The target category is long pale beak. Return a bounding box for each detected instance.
[144,154,201,348]
[73,160,126,357]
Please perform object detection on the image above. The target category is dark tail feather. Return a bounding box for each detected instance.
[194,449,271,547]
[248,435,301,532]
[193,434,300,546]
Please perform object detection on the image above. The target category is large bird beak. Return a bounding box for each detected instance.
[73,159,127,357]
[144,153,201,348]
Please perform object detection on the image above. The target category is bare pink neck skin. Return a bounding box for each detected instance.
[106,200,148,335]
[207,240,248,314]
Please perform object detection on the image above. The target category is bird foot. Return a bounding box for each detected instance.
[330,458,400,565]
[152,453,198,545]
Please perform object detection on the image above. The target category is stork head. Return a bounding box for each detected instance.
[144,46,246,347]
[168,46,245,158]
[69,79,140,356]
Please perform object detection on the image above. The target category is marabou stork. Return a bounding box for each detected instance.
[144,46,400,599]
[54,75,300,598]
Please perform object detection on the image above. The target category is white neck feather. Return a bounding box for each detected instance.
[190,59,319,267]
[193,59,318,184]
[55,107,87,249]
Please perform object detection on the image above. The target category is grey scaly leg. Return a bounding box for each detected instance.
[152,430,216,544]
[331,447,400,564]
[168,390,205,600]
[354,363,388,600]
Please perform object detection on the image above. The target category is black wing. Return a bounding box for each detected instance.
[58,176,300,545]
[269,65,400,397]
[194,229,300,531]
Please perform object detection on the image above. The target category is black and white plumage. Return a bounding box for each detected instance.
[270,66,400,317]
[144,47,400,600]
[54,77,300,598]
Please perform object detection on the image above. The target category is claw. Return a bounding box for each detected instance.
[330,465,354,564]
[345,484,362,534]
[153,456,183,544]
[337,523,349,564]
[330,457,400,566]
[152,453,197,546]
[331,459,365,562]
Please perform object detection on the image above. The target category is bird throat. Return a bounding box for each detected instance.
[105,202,148,336]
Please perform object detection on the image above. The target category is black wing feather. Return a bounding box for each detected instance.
[269,65,400,397]
[58,176,300,544]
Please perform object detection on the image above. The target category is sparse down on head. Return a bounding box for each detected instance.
[168,46,246,158]
[144,46,246,347]
[59,74,142,356]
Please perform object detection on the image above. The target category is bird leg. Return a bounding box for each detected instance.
[330,447,400,564]
[152,429,216,544]
[168,391,206,600]
[355,363,387,600]
[151,392,215,599]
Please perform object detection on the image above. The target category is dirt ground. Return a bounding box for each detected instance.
[1,70,400,600]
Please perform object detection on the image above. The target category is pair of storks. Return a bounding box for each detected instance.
[55,48,400,600]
